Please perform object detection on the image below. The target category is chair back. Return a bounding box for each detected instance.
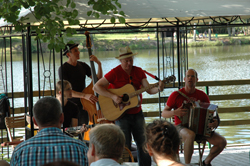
[5,115,26,142]
[118,146,135,164]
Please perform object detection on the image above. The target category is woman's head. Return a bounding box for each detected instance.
[145,119,180,159]
[56,80,72,98]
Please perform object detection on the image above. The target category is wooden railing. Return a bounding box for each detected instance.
[142,79,250,126]
[2,79,249,145]
[7,79,250,126]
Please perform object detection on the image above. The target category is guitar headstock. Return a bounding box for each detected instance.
[163,75,176,84]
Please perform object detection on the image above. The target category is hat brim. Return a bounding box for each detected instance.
[115,53,138,60]
[63,44,79,55]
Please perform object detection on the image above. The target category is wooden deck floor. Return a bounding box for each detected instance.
[179,145,249,166]
[122,145,249,166]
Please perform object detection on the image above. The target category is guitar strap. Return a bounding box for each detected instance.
[143,70,159,81]
[177,90,195,104]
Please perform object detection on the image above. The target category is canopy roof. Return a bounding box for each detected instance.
[1,0,250,29]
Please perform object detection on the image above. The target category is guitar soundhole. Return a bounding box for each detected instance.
[122,94,129,103]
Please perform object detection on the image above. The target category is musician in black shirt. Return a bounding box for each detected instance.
[58,43,102,126]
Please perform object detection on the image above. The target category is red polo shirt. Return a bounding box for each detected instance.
[105,65,146,114]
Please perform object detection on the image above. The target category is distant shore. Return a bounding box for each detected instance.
[2,34,250,53]
[83,36,250,51]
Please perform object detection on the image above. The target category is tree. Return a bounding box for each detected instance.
[0,0,126,52]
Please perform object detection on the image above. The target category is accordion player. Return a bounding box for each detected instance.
[180,101,219,137]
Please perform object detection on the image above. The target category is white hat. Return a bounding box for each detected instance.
[115,46,138,60]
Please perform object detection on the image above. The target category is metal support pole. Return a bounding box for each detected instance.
[176,21,181,89]
[22,32,29,139]
[27,24,34,138]
[156,23,162,118]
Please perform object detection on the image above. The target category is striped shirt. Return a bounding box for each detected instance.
[10,127,88,166]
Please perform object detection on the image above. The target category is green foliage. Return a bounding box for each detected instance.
[188,41,204,47]
[188,40,223,47]
[229,38,235,44]
[0,0,126,52]
[87,0,125,23]
[213,40,223,46]
[240,38,250,44]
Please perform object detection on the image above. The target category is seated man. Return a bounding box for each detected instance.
[87,124,125,166]
[10,97,88,166]
[162,69,227,166]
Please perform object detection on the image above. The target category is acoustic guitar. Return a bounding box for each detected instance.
[98,75,176,121]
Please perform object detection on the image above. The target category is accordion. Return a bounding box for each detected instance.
[180,101,218,137]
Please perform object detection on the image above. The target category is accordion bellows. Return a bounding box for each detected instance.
[181,101,218,137]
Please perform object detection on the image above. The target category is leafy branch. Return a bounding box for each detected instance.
[0,0,126,52]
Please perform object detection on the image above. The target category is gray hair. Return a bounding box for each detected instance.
[33,97,62,127]
[89,124,125,160]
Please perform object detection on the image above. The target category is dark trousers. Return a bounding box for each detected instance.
[115,111,151,166]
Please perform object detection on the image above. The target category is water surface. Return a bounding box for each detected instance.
[2,44,250,145]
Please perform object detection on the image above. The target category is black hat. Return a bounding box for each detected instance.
[63,43,79,55]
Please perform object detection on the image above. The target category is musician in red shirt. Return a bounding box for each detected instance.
[93,46,165,166]
[162,69,227,166]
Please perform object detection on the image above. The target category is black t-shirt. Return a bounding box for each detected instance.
[63,100,79,128]
[58,61,91,107]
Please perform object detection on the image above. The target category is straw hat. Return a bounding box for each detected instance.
[115,46,138,59]
[63,43,79,55]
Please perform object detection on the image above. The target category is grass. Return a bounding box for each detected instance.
[72,32,155,41]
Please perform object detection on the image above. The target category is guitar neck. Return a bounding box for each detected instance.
[128,75,175,98]
[129,83,158,98]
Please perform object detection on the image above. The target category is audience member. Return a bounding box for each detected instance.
[87,124,125,166]
[10,97,88,166]
[145,119,184,166]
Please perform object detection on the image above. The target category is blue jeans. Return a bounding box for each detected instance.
[115,111,151,166]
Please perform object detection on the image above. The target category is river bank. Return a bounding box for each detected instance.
[2,34,250,53]
[41,35,250,52]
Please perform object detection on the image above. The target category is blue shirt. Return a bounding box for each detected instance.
[90,159,121,166]
[10,127,88,166]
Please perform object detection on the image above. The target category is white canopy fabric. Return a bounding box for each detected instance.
[1,0,250,28]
